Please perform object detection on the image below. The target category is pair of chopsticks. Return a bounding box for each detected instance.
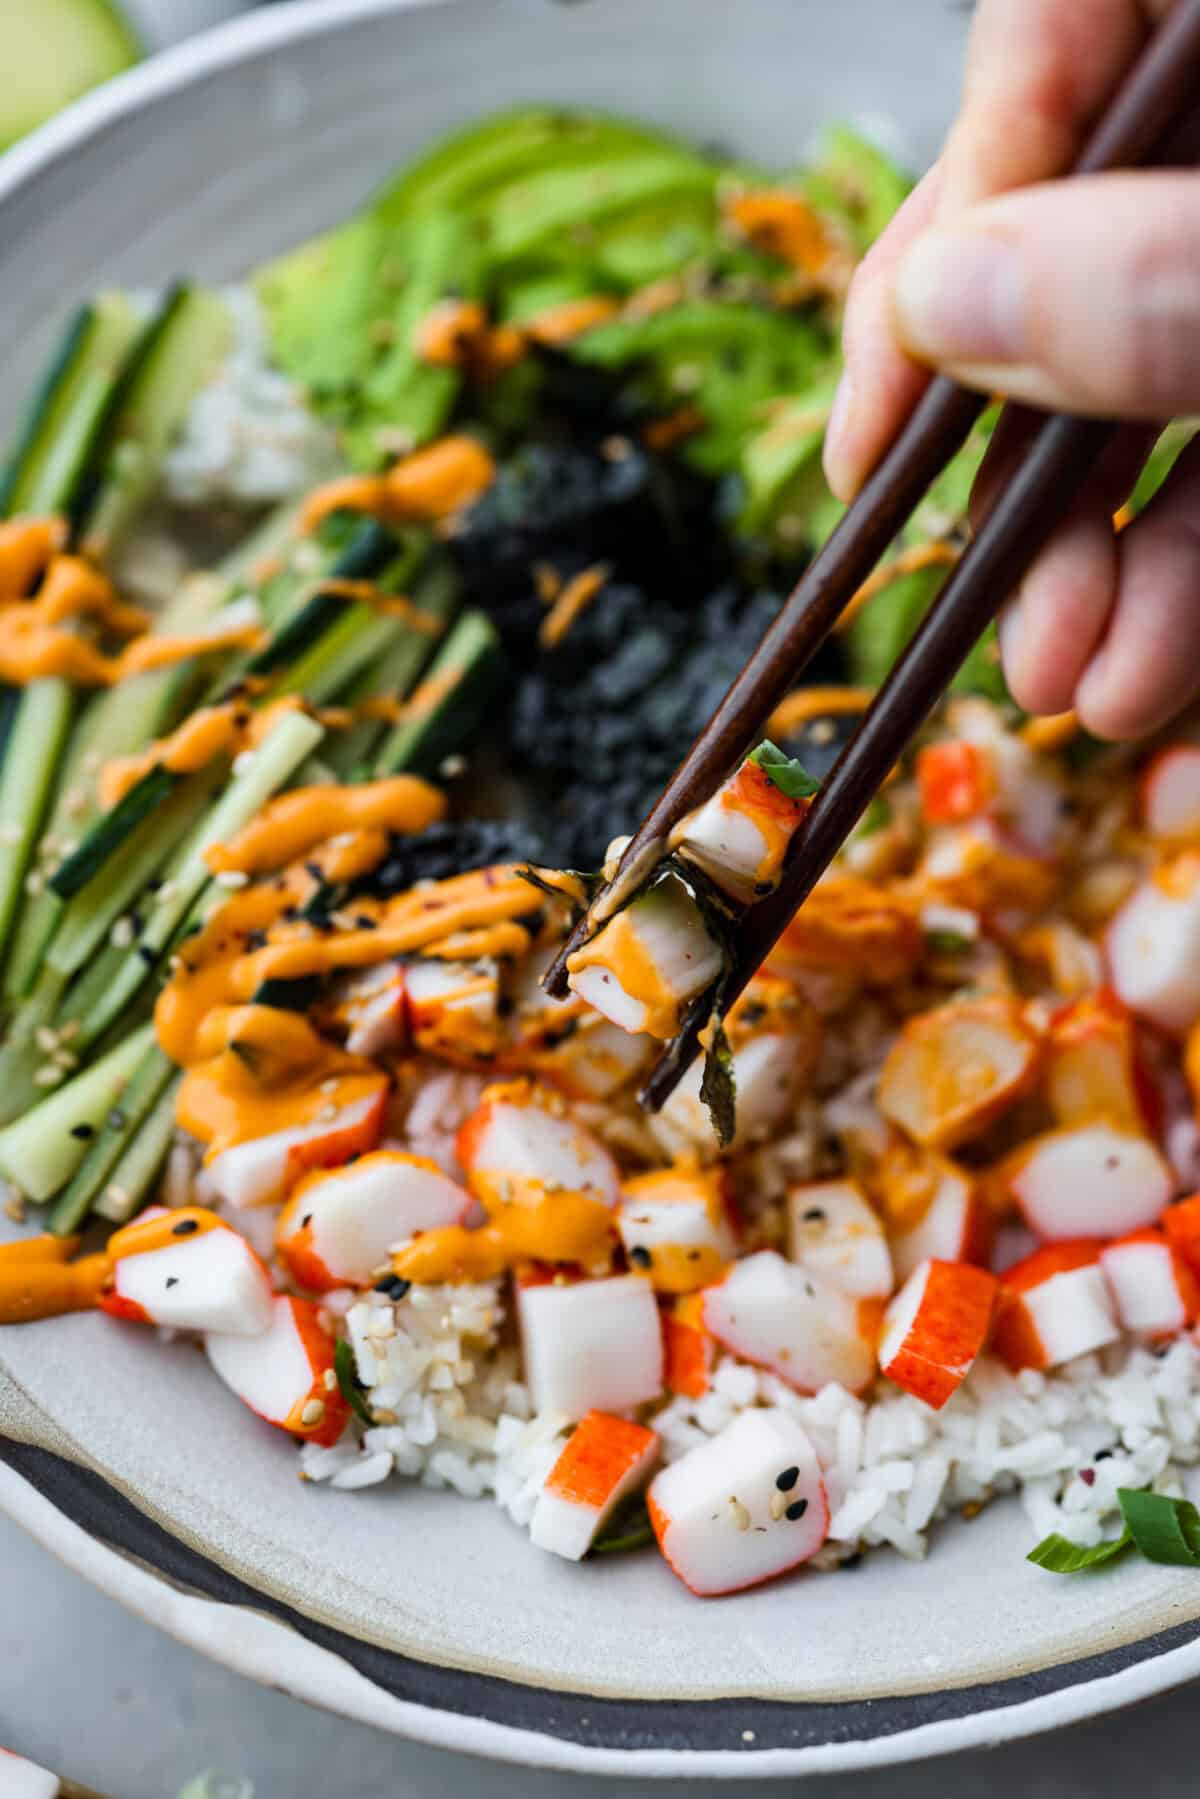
[542,0,1200,1112]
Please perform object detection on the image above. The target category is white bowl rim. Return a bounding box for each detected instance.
[3,0,1200,1775]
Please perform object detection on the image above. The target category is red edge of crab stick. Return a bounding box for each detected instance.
[991,1242,1119,1372]
[878,1258,998,1410]
[529,1410,660,1559]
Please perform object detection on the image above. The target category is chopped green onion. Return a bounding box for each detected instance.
[748,739,820,800]
[334,1338,375,1427]
[1027,1527,1132,1574]
[925,930,972,956]
[1118,1487,1200,1565]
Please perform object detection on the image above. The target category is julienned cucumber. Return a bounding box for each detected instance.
[374,608,503,775]
[0,682,74,964]
[0,1022,154,1202]
[80,283,231,554]
[247,521,401,678]
[91,1073,181,1225]
[49,765,175,901]
[0,0,141,151]
[75,709,324,1048]
[49,1042,175,1235]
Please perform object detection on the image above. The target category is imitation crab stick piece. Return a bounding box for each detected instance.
[1099,1228,1199,1339]
[647,1407,829,1597]
[0,1748,60,1798]
[1106,858,1200,1034]
[674,743,814,904]
[917,740,993,825]
[516,1273,664,1419]
[1140,745,1200,841]
[565,872,723,1039]
[767,875,921,988]
[875,1144,993,1285]
[1163,1194,1200,1277]
[701,1250,879,1395]
[333,963,408,1058]
[529,1411,661,1560]
[457,1079,620,1209]
[991,1243,1120,1372]
[661,1292,715,1398]
[206,1293,349,1446]
[529,1015,655,1101]
[276,1152,473,1292]
[1044,990,1159,1135]
[787,1178,893,1300]
[998,1123,1173,1241]
[205,1084,388,1211]
[405,957,504,1064]
[616,1166,737,1293]
[878,1259,997,1409]
[101,1206,273,1335]
[878,996,1041,1152]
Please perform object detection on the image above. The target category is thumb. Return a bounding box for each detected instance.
[892,170,1200,417]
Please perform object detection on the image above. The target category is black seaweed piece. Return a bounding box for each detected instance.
[252,975,326,1013]
[353,819,552,900]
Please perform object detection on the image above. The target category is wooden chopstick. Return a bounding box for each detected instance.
[545,0,1200,1108]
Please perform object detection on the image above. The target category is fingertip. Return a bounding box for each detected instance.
[821,372,860,503]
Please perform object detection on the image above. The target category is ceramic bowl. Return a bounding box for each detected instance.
[4,0,1200,1777]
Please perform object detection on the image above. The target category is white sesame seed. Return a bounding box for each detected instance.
[104,1185,130,1208]
[4,1194,26,1224]
[318,1103,338,1122]
[57,1020,80,1042]
[157,880,178,906]
[300,1398,326,1427]
[323,1368,338,1392]
[33,1066,62,1088]
[52,1049,79,1071]
[232,750,256,777]
[319,1078,339,1095]
[727,1496,751,1532]
[438,754,466,778]
[35,1027,59,1053]
[110,916,135,948]
[58,838,78,859]
[216,869,249,890]
[769,1488,788,1521]
[23,872,43,897]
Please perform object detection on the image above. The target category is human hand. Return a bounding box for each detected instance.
[823,0,1200,740]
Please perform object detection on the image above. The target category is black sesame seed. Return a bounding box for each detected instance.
[107,1109,127,1132]
[785,1498,809,1522]
[841,1552,863,1570]
[305,861,323,881]
[373,1277,396,1295]
[1095,1448,1114,1461]
[630,1245,652,1269]
[302,1214,313,1228]
[69,1123,95,1141]
[137,945,156,966]
[802,1207,826,1223]
[171,1219,199,1237]
[775,1466,800,1492]
[165,1277,179,1290]
[388,1277,411,1300]
[355,915,378,930]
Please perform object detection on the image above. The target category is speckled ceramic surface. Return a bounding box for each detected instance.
[4,0,1200,1775]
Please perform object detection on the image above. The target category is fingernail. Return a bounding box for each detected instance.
[894,229,1028,365]
[822,371,856,500]
[997,594,1025,679]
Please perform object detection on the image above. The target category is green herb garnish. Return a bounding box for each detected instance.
[1028,1487,1200,1574]
[925,930,972,956]
[590,1491,655,1556]
[334,1338,375,1428]
[748,739,820,801]
[1027,1528,1132,1574]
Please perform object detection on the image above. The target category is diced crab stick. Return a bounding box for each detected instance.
[701,1250,879,1395]
[205,1084,388,1211]
[1099,1228,1199,1339]
[876,1144,993,1284]
[334,962,407,1058]
[530,1016,655,1101]
[991,1242,1120,1371]
[1163,1194,1200,1277]
[516,1273,664,1418]
[674,747,811,903]
[206,1293,349,1445]
[949,695,1068,854]
[457,1079,620,1209]
[566,873,723,1039]
[529,1410,661,1560]
[0,1749,59,1798]
[277,1150,472,1291]
[648,1407,829,1596]
[877,995,1041,1151]
[656,1026,819,1155]
[1139,744,1200,841]
[617,1165,737,1292]
[917,740,994,824]
[918,818,1057,914]
[999,1123,1173,1240]
[1107,859,1200,1034]
[100,1205,273,1336]
[787,1178,894,1300]
[767,875,920,988]
[661,1292,715,1397]
[405,956,503,1064]
[1044,990,1158,1134]
[878,1258,997,1409]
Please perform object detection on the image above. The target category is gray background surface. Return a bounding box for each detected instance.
[2,1507,1198,1797]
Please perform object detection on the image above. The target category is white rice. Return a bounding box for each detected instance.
[162,287,339,507]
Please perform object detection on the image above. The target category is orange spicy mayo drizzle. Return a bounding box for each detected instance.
[0,518,263,688]
[99,697,301,807]
[566,908,683,1039]
[390,1186,617,1284]
[300,436,497,535]
[205,775,446,877]
[0,1235,111,1323]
